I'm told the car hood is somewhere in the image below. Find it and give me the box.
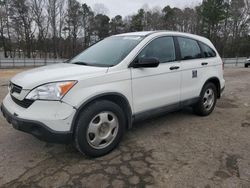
[11,63,108,89]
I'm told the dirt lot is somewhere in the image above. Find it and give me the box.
[0,67,250,188]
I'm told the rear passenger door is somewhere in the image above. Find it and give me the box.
[131,36,181,114]
[177,37,206,102]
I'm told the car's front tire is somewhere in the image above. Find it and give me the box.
[74,100,126,157]
[193,82,217,116]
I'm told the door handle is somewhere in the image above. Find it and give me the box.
[170,66,180,70]
[201,62,208,66]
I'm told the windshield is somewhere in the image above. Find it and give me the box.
[68,36,144,67]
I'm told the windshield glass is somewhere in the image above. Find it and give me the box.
[68,36,144,67]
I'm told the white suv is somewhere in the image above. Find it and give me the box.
[1,31,225,157]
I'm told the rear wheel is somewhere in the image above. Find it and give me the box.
[193,83,217,116]
[74,100,126,157]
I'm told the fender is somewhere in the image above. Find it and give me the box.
[70,92,133,133]
[201,77,221,98]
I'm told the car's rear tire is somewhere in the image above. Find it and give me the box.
[74,100,126,157]
[193,83,217,116]
[245,64,249,68]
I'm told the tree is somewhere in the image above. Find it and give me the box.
[162,6,175,30]
[182,8,198,33]
[47,0,60,58]
[93,14,110,40]
[200,0,227,40]
[110,15,124,35]
[0,0,7,57]
[67,0,81,56]
[31,0,49,57]
[57,0,66,57]
[0,0,250,59]
[229,0,249,56]
[81,3,94,48]
[10,0,34,58]
[145,7,163,30]
[130,9,145,31]
[0,0,13,57]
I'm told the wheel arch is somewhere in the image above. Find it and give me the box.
[71,92,133,133]
[202,77,221,98]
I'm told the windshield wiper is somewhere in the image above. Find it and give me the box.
[72,61,91,66]
[72,61,114,67]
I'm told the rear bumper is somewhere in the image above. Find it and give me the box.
[1,104,73,144]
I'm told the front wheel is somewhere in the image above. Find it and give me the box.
[193,83,217,116]
[74,100,126,157]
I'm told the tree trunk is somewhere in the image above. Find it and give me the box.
[0,18,8,58]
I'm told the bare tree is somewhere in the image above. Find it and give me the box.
[230,0,249,56]
[47,0,60,58]
[31,0,50,57]
[0,0,250,59]
[58,0,66,39]
[81,3,94,48]
[10,0,34,58]
[66,0,81,56]
[0,0,13,57]
[0,0,7,57]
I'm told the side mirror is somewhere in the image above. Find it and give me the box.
[133,57,160,68]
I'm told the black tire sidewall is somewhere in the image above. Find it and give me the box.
[74,100,126,157]
[194,83,217,116]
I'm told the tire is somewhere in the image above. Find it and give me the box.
[245,64,249,68]
[193,83,217,116]
[74,100,126,157]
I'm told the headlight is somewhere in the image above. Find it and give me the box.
[26,81,77,101]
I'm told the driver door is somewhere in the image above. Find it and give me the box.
[131,36,181,114]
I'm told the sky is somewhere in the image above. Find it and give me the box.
[79,0,203,17]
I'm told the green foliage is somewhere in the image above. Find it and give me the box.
[130,9,145,31]
[94,14,110,40]
[200,0,227,38]
[110,15,124,35]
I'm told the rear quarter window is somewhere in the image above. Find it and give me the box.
[199,42,216,58]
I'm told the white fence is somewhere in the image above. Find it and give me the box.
[0,58,66,68]
[222,57,248,67]
[0,57,248,68]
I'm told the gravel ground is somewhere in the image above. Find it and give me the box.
[0,67,250,188]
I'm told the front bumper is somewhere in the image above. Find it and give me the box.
[1,104,73,143]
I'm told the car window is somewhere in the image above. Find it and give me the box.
[199,42,216,58]
[177,37,202,60]
[137,37,176,63]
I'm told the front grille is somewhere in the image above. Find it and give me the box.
[10,83,22,94]
[11,95,34,108]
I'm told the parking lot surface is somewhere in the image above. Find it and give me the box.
[0,67,250,188]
